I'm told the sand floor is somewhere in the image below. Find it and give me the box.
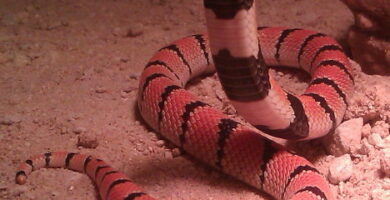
[0,0,389,199]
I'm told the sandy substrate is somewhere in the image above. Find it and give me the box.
[0,0,389,199]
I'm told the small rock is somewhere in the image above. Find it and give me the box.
[0,115,21,125]
[120,91,128,98]
[371,121,390,138]
[11,185,28,196]
[383,179,390,190]
[142,151,150,156]
[135,144,145,153]
[324,118,363,156]
[95,87,107,93]
[328,154,353,184]
[355,13,377,31]
[0,181,8,191]
[347,28,390,75]
[24,141,31,147]
[371,188,390,200]
[368,133,385,149]
[215,89,225,101]
[129,72,140,80]
[126,23,144,37]
[119,57,129,63]
[77,132,99,149]
[361,123,371,138]
[123,86,137,93]
[164,151,173,159]
[149,133,158,141]
[73,127,86,134]
[384,136,390,148]
[338,181,345,194]
[380,151,390,176]
[156,140,165,147]
[112,27,127,37]
[60,126,68,135]
[13,54,30,66]
[51,191,59,197]
[171,148,181,158]
[358,138,372,155]
[147,146,154,153]
[0,52,12,64]
[363,111,381,123]
[70,114,80,120]
[68,185,74,191]
[380,158,390,176]
[32,119,40,124]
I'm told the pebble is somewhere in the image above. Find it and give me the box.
[371,188,390,200]
[51,191,59,197]
[164,151,173,159]
[0,115,21,125]
[324,118,363,156]
[126,23,144,37]
[368,133,385,149]
[24,141,31,147]
[338,181,345,194]
[135,144,144,153]
[371,121,389,138]
[147,146,154,153]
[386,50,390,63]
[362,111,381,123]
[385,136,390,148]
[0,52,11,64]
[77,132,99,149]
[112,27,127,37]
[380,157,390,176]
[73,126,86,134]
[171,148,181,158]
[129,72,140,80]
[156,140,165,147]
[380,149,390,176]
[149,133,158,141]
[355,13,376,31]
[0,181,7,191]
[11,185,28,196]
[383,179,390,190]
[215,89,225,101]
[123,86,137,93]
[68,185,74,191]
[120,91,128,98]
[95,87,107,93]
[328,154,353,184]
[32,118,40,124]
[70,114,80,120]
[13,54,30,66]
[358,138,372,155]
[60,126,68,134]
[361,123,371,138]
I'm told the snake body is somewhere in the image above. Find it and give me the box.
[15,1,354,200]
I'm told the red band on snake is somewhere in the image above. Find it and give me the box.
[15,0,354,200]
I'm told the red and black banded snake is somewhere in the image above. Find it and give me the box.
[15,0,354,199]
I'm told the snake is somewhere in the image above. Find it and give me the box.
[15,0,354,200]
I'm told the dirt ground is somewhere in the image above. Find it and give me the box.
[0,0,389,199]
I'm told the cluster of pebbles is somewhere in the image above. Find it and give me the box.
[341,0,390,75]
